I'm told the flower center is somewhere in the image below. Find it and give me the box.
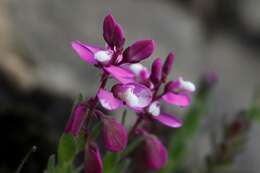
[94,50,112,62]
[148,101,160,116]
[123,88,139,107]
[129,63,145,75]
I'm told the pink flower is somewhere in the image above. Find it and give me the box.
[71,14,156,84]
[97,53,196,129]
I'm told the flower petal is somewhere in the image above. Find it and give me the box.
[122,40,156,63]
[162,92,190,107]
[97,89,123,110]
[112,83,152,109]
[154,112,183,128]
[71,41,97,64]
[85,143,103,173]
[104,65,135,84]
[103,14,125,49]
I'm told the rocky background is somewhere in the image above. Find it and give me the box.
[0,0,260,172]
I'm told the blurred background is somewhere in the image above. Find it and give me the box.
[0,0,260,172]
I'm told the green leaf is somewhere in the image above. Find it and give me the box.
[91,122,101,139]
[121,110,127,125]
[58,133,76,164]
[103,152,118,173]
[75,132,86,154]
[113,159,131,173]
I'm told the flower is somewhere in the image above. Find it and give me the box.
[97,52,196,129]
[64,103,88,136]
[85,143,103,173]
[71,14,156,84]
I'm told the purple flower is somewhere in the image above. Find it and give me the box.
[97,83,152,111]
[96,111,128,152]
[85,143,103,173]
[97,89,123,110]
[64,103,87,136]
[112,83,153,110]
[71,14,156,85]
[142,132,168,170]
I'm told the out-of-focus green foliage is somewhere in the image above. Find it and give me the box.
[160,77,216,173]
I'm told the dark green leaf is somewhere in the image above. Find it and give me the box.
[58,134,76,164]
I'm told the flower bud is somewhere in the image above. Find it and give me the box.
[150,58,162,85]
[122,40,155,63]
[162,52,175,82]
[97,112,128,152]
[143,133,168,170]
[85,143,103,173]
[64,103,87,136]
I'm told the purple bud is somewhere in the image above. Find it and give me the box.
[65,103,87,136]
[103,14,125,49]
[85,143,103,173]
[143,133,168,170]
[162,52,175,82]
[100,114,128,152]
[150,58,162,84]
[122,40,156,63]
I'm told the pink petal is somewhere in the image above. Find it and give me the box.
[85,143,103,173]
[104,65,135,84]
[154,112,183,128]
[162,92,190,107]
[71,41,97,64]
[97,89,123,110]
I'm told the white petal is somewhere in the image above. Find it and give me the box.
[179,77,196,92]
[148,101,160,116]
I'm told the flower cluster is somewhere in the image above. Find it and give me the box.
[67,14,196,172]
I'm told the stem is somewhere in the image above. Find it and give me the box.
[85,73,108,126]
[128,116,143,137]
